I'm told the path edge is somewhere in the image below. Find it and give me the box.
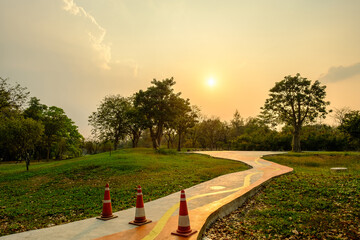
[196,156,293,239]
[186,152,254,169]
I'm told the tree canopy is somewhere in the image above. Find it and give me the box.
[0,116,43,169]
[23,97,84,161]
[89,95,131,150]
[134,78,188,149]
[0,77,29,115]
[339,110,360,148]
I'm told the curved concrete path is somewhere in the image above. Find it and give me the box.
[1,151,292,240]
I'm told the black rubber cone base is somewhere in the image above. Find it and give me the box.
[96,215,118,221]
[129,219,152,226]
[171,229,198,237]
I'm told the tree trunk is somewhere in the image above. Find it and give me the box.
[131,133,136,148]
[292,128,301,152]
[131,130,140,148]
[26,158,30,171]
[177,132,182,151]
[24,152,30,171]
[152,139,158,149]
[149,127,159,149]
[134,136,139,148]
[46,148,50,161]
[156,126,163,149]
[113,138,118,150]
[135,140,139,148]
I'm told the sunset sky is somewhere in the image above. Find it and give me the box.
[1,0,360,138]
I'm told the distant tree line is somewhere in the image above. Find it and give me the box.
[0,77,83,170]
[2,74,359,169]
[87,75,359,153]
[182,111,358,151]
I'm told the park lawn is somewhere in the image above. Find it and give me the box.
[205,152,360,240]
[0,148,249,237]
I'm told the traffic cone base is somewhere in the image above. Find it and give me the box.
[171,229,197,237]
[96,215,118,221]
[129,219,152,226]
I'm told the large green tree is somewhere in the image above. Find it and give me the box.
[173,102,198,151]
[261,73,330,152]
[89,95,131,150]
[42,106,83,160]
[1,78,83,163]
[134,78,185,149]
[0,116,43,170]
[163,98,196,150]
[197,117,226,150]
[339,110,360,148]
[0,77,43,169]
[24,98,83,160]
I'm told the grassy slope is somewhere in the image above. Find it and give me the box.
[205,152,360,240]
[0,148,248,236]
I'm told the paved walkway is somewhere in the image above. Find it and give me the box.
[1,151,292,240]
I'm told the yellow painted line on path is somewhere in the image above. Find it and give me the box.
[255,157,264,165]
[141,202,180,240]
[142,171,260,240]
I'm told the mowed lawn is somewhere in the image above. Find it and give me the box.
[205,152,360,240]
[0,148,249,236]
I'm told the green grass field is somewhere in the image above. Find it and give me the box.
[0,148,249,236]
[205,152,360,239]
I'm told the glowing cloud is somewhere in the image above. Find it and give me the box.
[319,62,360,83]
[62,0,111,69]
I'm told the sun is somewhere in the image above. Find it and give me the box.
[207,77,216,87]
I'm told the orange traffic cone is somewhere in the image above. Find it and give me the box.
[171,190,197,237]
[129,185,152,226]
[96,183,118,220]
